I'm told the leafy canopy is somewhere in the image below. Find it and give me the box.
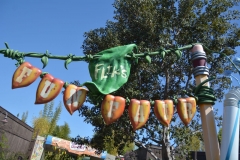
[74,0,240,159]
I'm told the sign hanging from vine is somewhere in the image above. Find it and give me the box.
[0,42,235,129]
[83,44,137,95]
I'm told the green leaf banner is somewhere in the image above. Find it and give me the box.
[83,44,137,95]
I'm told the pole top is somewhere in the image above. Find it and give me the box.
[191,44,204,53]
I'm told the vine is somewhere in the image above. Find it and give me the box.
[0,42,237,106]
[0,42,209,68]
[1,42,239,129]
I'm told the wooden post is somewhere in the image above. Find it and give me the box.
[190,44,220,160]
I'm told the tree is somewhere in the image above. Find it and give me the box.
[21,111,28,123]
[52,122,71,140]
[16,111,28,122]
[0,132,27,159]
[32,101,70,139]
[187,135,201,151]
[93,130,134,156]
[44,149,83,160]
[0,133,8,160]
[173,127,203,159]
[32,116,50,138]
[74,0,240,159]
[32,101,73,159]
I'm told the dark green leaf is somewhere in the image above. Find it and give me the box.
[41,56,48,69]
[64,58,72,70]
[160,51,166,59]
[174,50,182,60]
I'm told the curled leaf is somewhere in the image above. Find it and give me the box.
[64,58,72,69]
[174,50,182,60]
[145,55,151,63]
[41,56,48,69]
[159,47,166,59]
[161,51,166,59]
[4,42,9,49]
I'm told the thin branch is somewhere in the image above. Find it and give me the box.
[164,69,170,99]
[149,138,162,144]
[185,68,193,91]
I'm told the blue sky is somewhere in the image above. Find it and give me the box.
[0,1,239,139]
[0,0,114,138]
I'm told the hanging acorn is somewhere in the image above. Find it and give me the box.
[63,84,88,115]
[101,95,126,125]
[154,100,174,127]
[128,99,150,131]
[12,62,41,89]
[177,97,197,126]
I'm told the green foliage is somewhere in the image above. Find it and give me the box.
[172,127,203,160]
[188,136,201,151]
[48,103,62,134]
[103,134,118,155]
[75,0,240,159]
[0,133,27,160]
[32,101,72,159]
[32,117,50,138]
[21,111,28,123]
[74,129,134,156]
[100,130,134,156]
[52,122,71,140]
[44,146,83,160]
[0,133,8,160]
[32,101,70,140]
[123,142,135,154]
[42,100,54,121]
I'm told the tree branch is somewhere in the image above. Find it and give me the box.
[185,70,192,91]
[164,69,170,99]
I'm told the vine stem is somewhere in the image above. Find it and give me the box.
[3,42,235,73]
[0,43,196,62]
[24,53,87,61]
[125,44,195,58]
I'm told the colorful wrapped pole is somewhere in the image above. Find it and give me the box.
[220,89,240,160]
[190,44,220,160]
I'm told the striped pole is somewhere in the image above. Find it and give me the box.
[190,44,220,160]
[220,88,240,160]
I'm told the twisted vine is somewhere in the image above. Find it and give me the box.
[0,42,197,68]
[0,42,237,106]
